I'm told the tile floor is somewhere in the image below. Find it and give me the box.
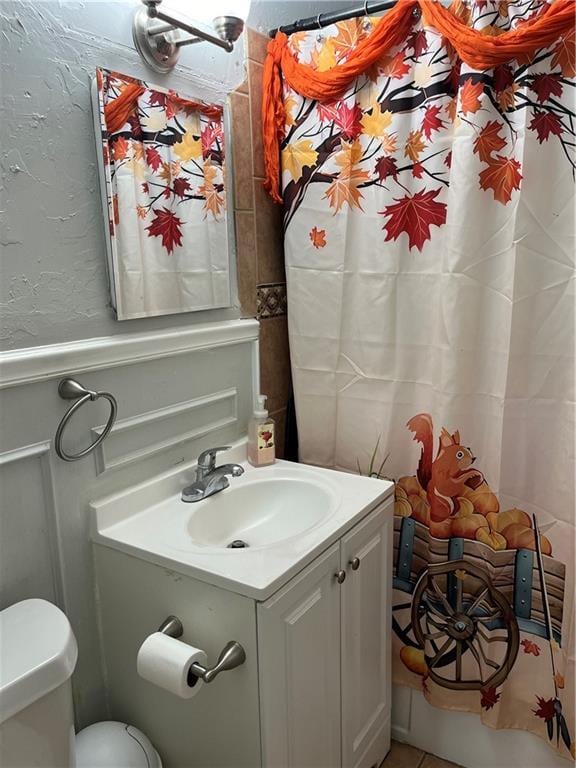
[381,740,463,768]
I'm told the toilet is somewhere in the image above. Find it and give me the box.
[0,599,161,768]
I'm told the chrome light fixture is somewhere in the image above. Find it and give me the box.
[133,0,245,73]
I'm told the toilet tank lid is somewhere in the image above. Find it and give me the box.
[0,599,78,724]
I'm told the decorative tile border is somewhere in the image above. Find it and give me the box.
[257,283,287,319]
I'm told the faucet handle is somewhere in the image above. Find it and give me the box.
[197,446,231,472]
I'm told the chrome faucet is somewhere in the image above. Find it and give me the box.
[182,446,244,503]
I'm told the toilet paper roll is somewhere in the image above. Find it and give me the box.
[136,632,208,699]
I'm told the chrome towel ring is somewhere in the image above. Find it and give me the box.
[54,378,118,462]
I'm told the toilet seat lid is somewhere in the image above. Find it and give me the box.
[0,599,78,724]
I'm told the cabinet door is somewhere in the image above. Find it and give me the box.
[258,543,342,768]
[340,500,393,768]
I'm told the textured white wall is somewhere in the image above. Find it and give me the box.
[0,0,350,351]
[0,0,248,351]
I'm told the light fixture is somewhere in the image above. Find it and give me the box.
[133,0,246,74]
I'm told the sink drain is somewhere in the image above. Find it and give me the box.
[227,539,249,549]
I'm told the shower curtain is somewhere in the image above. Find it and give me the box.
[273,0,575,757]
[96,69,229,319]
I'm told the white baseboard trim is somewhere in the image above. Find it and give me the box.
[0,319,260,389]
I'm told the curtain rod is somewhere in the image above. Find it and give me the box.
[268,0,398,37]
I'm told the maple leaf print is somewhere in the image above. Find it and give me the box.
[136,205,148,220]
[324,168,369,213]
[460,78,484,115]
[127,114,143,140]
[309,227,326,248]
[521,639,541,656]
[529,111,563,143]
[481,687,501,711]
[173,177,191,198]
[497,84,518,112]
[282,139,318,182]
[493,64,514,94]
[379,51,410,80]
[404,130,426,163]
[380,188,447,252]
[406,29,428,58]
[375,155,398,182]
[533,697,555,722]
[446,97,458,124]
[473,121,506,163]
[201,121,224,156]
[148,90,166,108]
[554,672,565,690]
[361,105,393,138]
[317,101,339,123]
[111,136,129,162]
[158,162,174,185]
[173,132,202,163]
[284,94,298,127]
[146,208,183,254]
[331,19,362,60]
[145,146,163,172]
[412,162,424,179]
[333,102,363,140]
[164,94,178,121]
[202,187,225,218]
[421,105,445,141]
[478,155,522,204]
[132,142,145,162]
[198,160,225,219]
[530,74,563,104]
[311,38,338,72]
[335,140,363,176]
[551,27,575,77]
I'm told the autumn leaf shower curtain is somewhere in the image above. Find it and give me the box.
[96,69,229,319]
[273,0,575,757]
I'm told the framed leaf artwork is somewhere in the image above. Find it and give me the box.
[92,68,232,320]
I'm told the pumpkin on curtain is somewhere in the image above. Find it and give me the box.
[269,0,574,757]
[95,68,230,320]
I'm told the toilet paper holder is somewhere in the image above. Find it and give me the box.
[158,615,246,684]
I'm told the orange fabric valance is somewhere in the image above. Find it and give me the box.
[262,0,575,203]
[103,82,224,135]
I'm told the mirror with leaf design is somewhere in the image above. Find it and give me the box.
[92,68,231,320]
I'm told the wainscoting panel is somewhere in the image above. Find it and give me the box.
[0,319,259,728]
[0,442,63,610]
[92,388,238,474]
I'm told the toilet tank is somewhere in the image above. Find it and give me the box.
[0,599,78,768]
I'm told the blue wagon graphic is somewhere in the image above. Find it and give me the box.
[392,516,565,691]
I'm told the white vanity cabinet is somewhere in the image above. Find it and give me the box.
[258,501,392,768]
[92,460,394,768]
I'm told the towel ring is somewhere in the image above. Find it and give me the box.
[54,378,117,462]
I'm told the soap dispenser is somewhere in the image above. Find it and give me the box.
[248,395,276,466]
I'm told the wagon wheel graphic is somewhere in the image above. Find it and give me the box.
[411,560,520,691]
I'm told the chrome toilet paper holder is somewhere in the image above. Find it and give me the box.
[158,615,246,684]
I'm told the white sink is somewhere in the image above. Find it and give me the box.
[181,477,336,550]
[91,443,393,599]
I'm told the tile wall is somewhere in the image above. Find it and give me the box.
[230,28,292,457]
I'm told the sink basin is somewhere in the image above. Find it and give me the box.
[183,477,336,549]
[91,445,394,599]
